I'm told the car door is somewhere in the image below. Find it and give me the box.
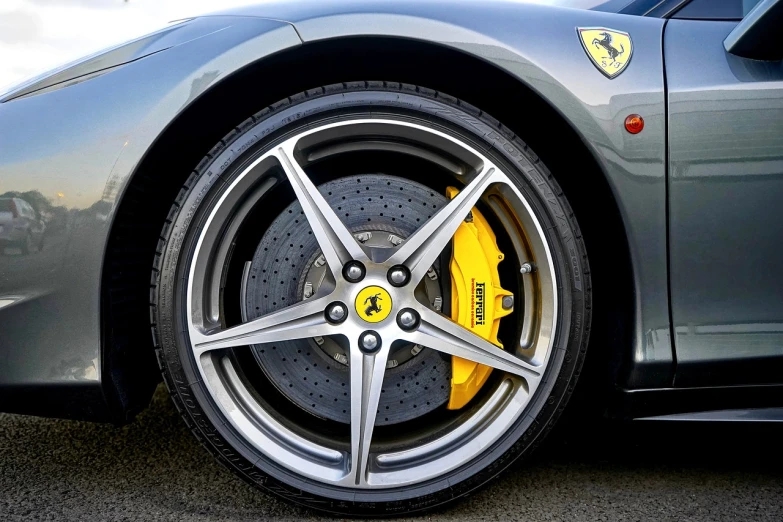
[666,0,783,386]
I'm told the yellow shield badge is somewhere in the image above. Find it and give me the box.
[577,27,632,79]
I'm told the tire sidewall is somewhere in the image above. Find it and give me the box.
[155,86,589,515]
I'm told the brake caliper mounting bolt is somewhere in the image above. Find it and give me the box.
[502,295,514,310]
[343,261,366,283]
[397,308,420,331]
[388,265,411,287]
[359,331,382,353]
[325,302,348,324]
[355,232,372,243]
[520,262,535,274]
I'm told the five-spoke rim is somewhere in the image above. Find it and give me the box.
[186,119,557,489]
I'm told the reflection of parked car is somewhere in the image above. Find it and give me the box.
[0,197,45,254]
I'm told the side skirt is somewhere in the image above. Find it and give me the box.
[611,384,783,420]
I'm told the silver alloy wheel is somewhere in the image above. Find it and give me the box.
[185,119,557,489]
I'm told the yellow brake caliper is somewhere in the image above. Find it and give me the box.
[446,187,514,410]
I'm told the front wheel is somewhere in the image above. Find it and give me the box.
[152,83,591,516]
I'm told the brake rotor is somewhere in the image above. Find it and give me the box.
[244,175,452,425]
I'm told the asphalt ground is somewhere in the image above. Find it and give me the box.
[1,384,782,521]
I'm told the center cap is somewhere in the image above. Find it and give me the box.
[355,286,392,323]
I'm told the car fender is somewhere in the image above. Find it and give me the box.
[211,0,672,385]
[0,16,301,420]
[0,1,669,421]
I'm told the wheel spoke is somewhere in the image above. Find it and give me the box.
[274,142,370,279]
[193,295,334,355]
[348,341,389,486]
[385,165,501,283]
[401,308,541,386]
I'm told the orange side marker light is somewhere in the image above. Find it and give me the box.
[625,114,644,134]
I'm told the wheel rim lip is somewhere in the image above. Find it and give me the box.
[185,117,558,490]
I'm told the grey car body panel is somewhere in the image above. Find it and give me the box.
[665,19,783,387]
[0,18,213,103]
[0,16,301,419]
[202,0,673,387]
[8,0,758,420]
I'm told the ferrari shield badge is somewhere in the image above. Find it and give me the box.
[577,27,632,78]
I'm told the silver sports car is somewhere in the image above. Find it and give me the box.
[0,0,781,515]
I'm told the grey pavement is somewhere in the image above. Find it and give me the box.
[1,385,781,521]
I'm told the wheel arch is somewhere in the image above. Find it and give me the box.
[103,35,634,420]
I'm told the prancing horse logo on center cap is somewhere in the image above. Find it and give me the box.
[356,286,392,323]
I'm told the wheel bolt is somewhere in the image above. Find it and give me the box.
[325,302,348,324]
[387,265,410,287]
[397,308,420,331]
[343,261,366,283]
[359,331,382,353]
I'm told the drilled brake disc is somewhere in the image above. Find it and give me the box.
[244,175,452,425]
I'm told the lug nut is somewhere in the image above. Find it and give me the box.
[359,331,382,353]
[397,308,420,331]
[343,261,366,283]
[325,302,348,324]
[520,263,534,274]
[388,265,410,287]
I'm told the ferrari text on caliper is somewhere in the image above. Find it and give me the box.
[446,187,514,409]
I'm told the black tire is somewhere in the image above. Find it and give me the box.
[151,82,591,516]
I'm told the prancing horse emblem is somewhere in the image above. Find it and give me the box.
[593,32,624,63]
[364,293,383,316]
[577,27,633,79]
[355,286,392,323]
